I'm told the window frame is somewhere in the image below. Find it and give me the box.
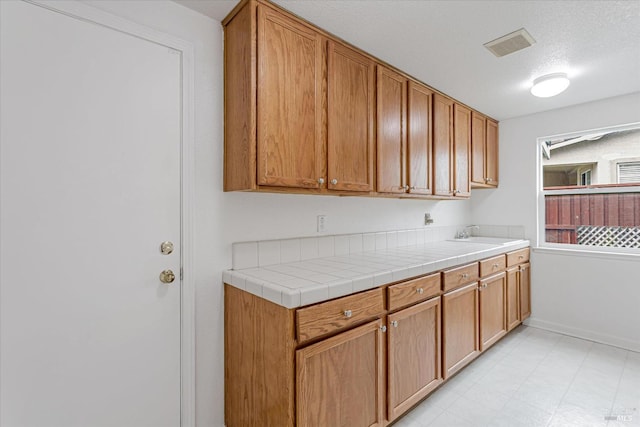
[536,122,640,256]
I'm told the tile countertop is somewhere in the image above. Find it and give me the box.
[223,238,530,309]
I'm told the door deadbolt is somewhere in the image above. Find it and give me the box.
[160,241,174,255]
[159,269,175,284]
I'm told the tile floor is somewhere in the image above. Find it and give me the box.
[393,326,640,427]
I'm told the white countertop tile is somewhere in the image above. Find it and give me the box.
[224,239,530,308]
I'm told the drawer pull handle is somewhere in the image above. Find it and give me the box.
[461,273,469,279]
[518,255,524,259]
[391,320,398,328]
[343,310,352,318]
[380,325,387,333]
[493,263,499,268]
[417,288,424,294]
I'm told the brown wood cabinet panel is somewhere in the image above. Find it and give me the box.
[479,254,506,278]
[453,104,471,197]
[387,297,442,422]
[224,2,257,191]
[479,272,507,351]
[296,288,384,343]
[388,273,440,311]
[406,82,433,195]
[224,284,296,427]
[257,6,324,188]
[442,262,479,292]
[376,66,407,194]
[486,119,499,186]
[519,262,531,320]
[296,319,385,427]
[442,282,480,379]
[327,41,375,192]
[507,248,530,267]
[433,93,454,197]
[506,267,521,331]
[470,112,486,186]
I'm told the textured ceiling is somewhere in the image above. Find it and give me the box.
[174,0,640,121]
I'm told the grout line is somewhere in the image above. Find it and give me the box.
[606,350,630,427]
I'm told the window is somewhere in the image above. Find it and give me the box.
[580,170,591,186]
[618,162,640,184]
[538,123,640,253]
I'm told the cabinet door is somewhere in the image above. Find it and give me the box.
[406,82,433,195]
[453,104,471,197]
[442,282,479,379]
[470,112,486,186]
[479,272,507,351]
[433,93,454,197]
[519,262,531,320]
[257,6,324,188]
[486,119,499,186]
[377,66,406,194]
[327,41,375,192]
[506,267,521,331]
[296,319,384,427]
[387,297,442,422]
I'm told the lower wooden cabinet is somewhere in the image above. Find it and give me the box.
[479,272,507,351]
[506,266,521,331]
[442,282,480,379]
[225,247,531,426]
[519,262,531,320]
[296,319,385,427]
[387,297,442,422]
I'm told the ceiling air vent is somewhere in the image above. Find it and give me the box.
[484,28,536,57]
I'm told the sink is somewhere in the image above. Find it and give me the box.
[446,237,524,245]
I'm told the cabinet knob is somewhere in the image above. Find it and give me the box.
[485,178,493,183]
[380,325,387,333]
[343,309,352,318]
[318,177,325,185]
[518,255,524,260]
[391,320,398,328]
[493,263,499,269]
[461,273,469,279]
[330,178,338,185]
[417,288,424,295]
[404,185,409,191]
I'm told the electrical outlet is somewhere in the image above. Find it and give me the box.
[317,215,327,233]
[424,213,434,225]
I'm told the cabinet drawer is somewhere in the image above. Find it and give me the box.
[296,288,384,343]
[479,255,506,277]
[442,263,479,292]
[507,248,530,267]
[388,273,441,311]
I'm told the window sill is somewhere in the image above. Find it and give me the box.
[533,245,640,262]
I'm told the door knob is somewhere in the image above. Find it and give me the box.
[160,241,174,255]
[159,269,175,284]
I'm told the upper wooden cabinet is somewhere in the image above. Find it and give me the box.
[433,94,454,197]
[223,0,496,198]
[453,104,471,197]
[376,66,407,194]
[471,112,499,188]
[327,41,375,192]
[407,82,434,195]
[376,66,434,196]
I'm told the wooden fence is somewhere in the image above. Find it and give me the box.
[545,192,640,244]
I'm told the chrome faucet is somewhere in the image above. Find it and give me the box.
[456,225,480,239]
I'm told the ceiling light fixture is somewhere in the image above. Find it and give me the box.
[530,73,570,98]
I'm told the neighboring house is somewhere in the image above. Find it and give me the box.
[542,128,640,187]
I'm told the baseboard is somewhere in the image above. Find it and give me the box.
[525,317,640,353]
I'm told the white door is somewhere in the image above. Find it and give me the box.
[0,1,182,426]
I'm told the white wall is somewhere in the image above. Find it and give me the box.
[471,92,640,352]
[82,2,471,425]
